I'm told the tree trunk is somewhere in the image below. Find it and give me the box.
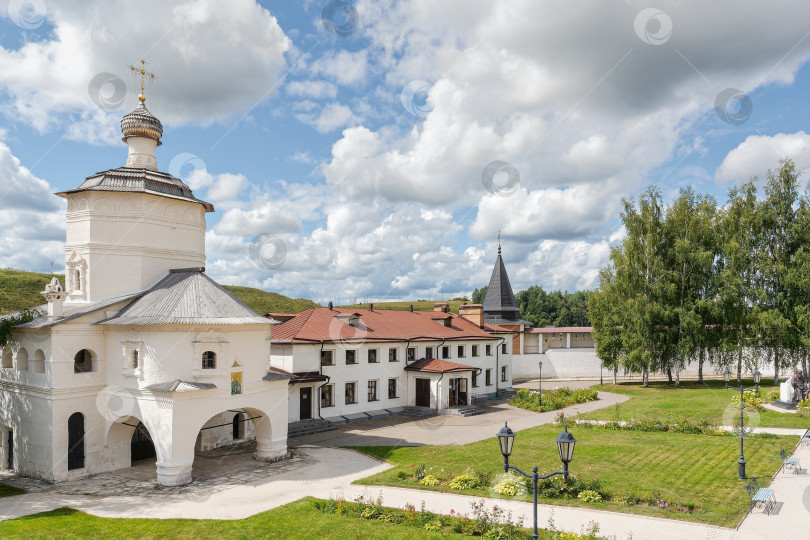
[675,367,680,388]
[803,351,808,380]
[613,365,618,384]
[667,368,673,383]
[773,348,780,386]
[642,367,649,387]
[698,348,704,383]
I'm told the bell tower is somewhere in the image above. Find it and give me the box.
[55,59,213,302]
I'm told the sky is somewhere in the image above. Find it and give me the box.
[0,0,810,305]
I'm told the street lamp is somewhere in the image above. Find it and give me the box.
[722,368,762,480]
[538,360,543,406]
[497,422,577,540]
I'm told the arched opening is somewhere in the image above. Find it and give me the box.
[67,413,85,470]
[232,413,246,440]
[201,350,216,369]
[1,347,11,369]
[32,349,46,374]
[73,349,93,373]
[74,269,81,290]
[16,348,28,372]
[131,422,156,463]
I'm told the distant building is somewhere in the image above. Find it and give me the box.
[268,302,514,425]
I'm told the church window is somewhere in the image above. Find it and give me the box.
[201,351,216,370]
[73,349,92,373]
[16,349,28,371]
[1,347,11,369]
[130,350,139,370]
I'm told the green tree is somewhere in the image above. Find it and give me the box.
[471,286,488,304]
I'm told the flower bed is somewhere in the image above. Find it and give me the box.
[509,388,598,413]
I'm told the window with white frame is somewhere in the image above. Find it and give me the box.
[345,382,357,404]
[368,380,378,401]
[501,366,507,382]
[457,345,465,358]
[368,349,378,363]
[201,350,216,369]
[389,348,398,362]
[388,378,397,398]
[425,346,434,359]
[407,347,415,361]
[472,371,479,388]
[321,384,334,407]
[472,345,479,357]
[501,343,508,354]
[486,369,492,386]
[485,344,492,356]
[441,346,450,359]
[321,350,334,366]
[346,350,357,364]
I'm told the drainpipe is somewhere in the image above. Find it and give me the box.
[316,341,329,420]
[495,336,505,397]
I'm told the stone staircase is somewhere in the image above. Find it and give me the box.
[498,388,517,400]
[400,406,439,418]
[287,418,336,438]
[445,405,484,417]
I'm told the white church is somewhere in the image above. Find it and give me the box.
[0,88,292,486]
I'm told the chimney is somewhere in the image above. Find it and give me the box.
[328,301,333,310]
[459,303,484,327]
[434,302,449,313]
[42,277,66,318]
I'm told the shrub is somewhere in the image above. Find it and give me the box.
[492,472,529,497]
[449,471,480,490]
[414,464,426,480]
[396,471,408,481]
[767,389,780,403]
[798,399,810,417]
[510,387,598,413]
[419,474,440,486]
[731,388,765,412]
[577,490,602,503]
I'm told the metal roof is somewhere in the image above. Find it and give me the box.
[145,380,217,393]
[15,293,142,329]
[482,247,529,325]
[99,268,271,326]
[56,167,213,212]
[263,367,296,382]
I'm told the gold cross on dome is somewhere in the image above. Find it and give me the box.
[129,58,156,101]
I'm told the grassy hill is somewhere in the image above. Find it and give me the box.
[338,299,470,314]
[0,269,319,316]
[221,285,320,314]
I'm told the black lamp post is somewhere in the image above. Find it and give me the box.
[497,422,577,540]
[538,360,543,406]
[722,368,762,480]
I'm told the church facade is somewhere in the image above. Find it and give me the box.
[0,92,290,486]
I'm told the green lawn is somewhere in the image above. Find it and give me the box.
[0,498,469,539]
[578,380,810,429]
[352,424,799,527]
[0,484,25,498]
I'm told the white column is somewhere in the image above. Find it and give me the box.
[566,333,571,349]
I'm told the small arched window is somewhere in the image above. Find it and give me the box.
[74,349,92,373]
[130,350,139,370]
[1,347,12,369]
[16,348,28,371]
[32,350,46,374]
[202,351,216,370]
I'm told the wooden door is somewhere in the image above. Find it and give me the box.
[415,378,431,407]
[300,387,312,420]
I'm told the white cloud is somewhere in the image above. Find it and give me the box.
[309,50,368,86]
[0,0,291,139]
[314,102,357,133]
[285,80,338,99]
[206,173,247,201]
[0,142,66,271]
[715,131,810,184]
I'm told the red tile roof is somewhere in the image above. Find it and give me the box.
[404,358,475,373]
[270,307,508,344]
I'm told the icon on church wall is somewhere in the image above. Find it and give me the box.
[231,372,242,395]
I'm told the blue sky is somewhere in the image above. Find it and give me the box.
[1,0,809,304]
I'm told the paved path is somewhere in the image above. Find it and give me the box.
[1,394,807,539]
[291,391,628,447]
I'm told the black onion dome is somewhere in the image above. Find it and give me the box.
[121,98,163,144]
